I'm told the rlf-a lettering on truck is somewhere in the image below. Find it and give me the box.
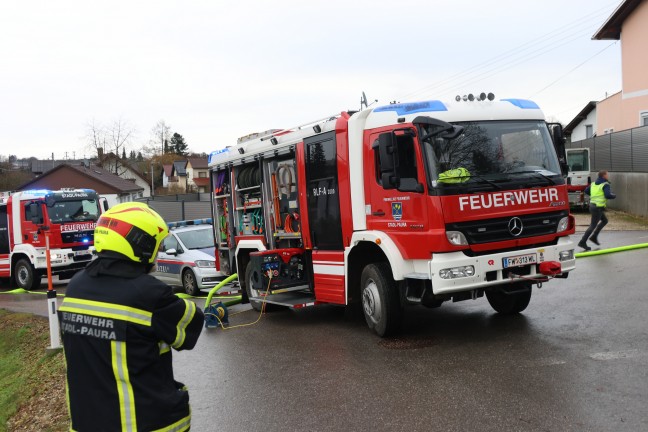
[208,94,576,336]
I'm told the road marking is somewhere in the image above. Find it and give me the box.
[537,358,567,366]
[588,349,643,361]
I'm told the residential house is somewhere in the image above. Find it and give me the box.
[31,159,86,175]
[564,101,597,143]
[171,160,188,192]
[593,0,648,134]
[186,157,210,193]
[97,151,151,198]
[162,164,174,188]
[16,163,145,208]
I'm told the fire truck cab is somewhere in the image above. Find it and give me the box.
[209,95,576,336]
[0,189,103,290]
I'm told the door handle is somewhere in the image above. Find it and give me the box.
[372,211,385,216]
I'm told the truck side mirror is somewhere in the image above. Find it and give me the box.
[28,203,42,225]
[548,123,568,177]
[378,133,399,189]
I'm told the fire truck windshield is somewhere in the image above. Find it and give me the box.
[48,199,100,223]
[420,120,563,193]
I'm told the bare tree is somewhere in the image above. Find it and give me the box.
[150,120,172,155]
[107,117,136,175]
[84,118,136,176]
[85,119,107,158]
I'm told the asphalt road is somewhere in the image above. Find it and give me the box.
[2,232,648,431]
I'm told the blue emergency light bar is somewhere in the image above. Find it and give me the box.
[167,218,213,229]
[208,148,230,164]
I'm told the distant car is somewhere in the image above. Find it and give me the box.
[152,223,237,296]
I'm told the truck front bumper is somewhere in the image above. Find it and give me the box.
[33,247,96,271]
[430,236,576,295]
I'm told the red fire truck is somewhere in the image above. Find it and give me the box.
[0,189,104,290]
[209,94,576,336]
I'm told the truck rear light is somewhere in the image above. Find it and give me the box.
[556,217,569,233]
[539,261,561,276]
[446,231,468,246]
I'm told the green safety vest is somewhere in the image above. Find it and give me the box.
[590,181,609,207]
[438,167,470,183]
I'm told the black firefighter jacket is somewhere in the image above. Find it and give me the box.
[59,256,204,432]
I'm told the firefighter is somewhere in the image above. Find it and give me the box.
[59,202,203,432]
[578,169,616,251]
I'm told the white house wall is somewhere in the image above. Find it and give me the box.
[571,109,597,142]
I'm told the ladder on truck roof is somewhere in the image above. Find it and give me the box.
[238,114,342,145]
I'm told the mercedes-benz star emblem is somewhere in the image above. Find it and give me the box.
[508,217,524,237]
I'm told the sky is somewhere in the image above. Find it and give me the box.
[0,0,624,160]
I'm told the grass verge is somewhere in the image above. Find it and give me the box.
[0,310,67,432]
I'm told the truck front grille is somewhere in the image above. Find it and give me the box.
[61,230,95,244]
[446,210,568,244]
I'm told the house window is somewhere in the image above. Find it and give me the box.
[641,111,648,127]
[585,125,593,138]
[199,172,207,178]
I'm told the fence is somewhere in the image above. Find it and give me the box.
[138,196,212,222]
[568,125,648,172]
[143,193,211,202]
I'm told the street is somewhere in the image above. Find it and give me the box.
[1,232,647,431]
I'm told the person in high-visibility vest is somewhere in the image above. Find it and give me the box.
[59,202,204,432]
[578,169,616,250]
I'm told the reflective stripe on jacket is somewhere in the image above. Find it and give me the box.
[60,258,203,432]
[590,181,609,207]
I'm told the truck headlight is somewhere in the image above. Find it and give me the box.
[556,217,569,233]
[439,265,475,279]
[446,231,468,246]
[50,252,62,260]
[195,260,215,268]
[559,250,574,261]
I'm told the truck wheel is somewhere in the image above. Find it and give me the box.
[360,263,403,337]
[245,262,264,312]
[182,269,200,296]
[486,282,532,315]
[14,259,42,290]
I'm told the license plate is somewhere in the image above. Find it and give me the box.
[502,253,537,268]
[75,250,91,256]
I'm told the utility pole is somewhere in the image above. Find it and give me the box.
[150,161,155,197]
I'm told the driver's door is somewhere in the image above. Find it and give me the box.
[154,234,182,285]
[365,130,429,245]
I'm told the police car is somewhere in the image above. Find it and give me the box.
[152,220,238,296]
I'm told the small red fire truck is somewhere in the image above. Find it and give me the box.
[0,189,104,289]
[209,94,576,336]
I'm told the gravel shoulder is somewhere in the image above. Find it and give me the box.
[573,209,648,232]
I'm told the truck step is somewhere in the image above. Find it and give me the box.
[250,291,317,309]
[269,284,310,295]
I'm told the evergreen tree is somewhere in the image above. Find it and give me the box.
[170,133,188,156]
[122,149,127,159]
